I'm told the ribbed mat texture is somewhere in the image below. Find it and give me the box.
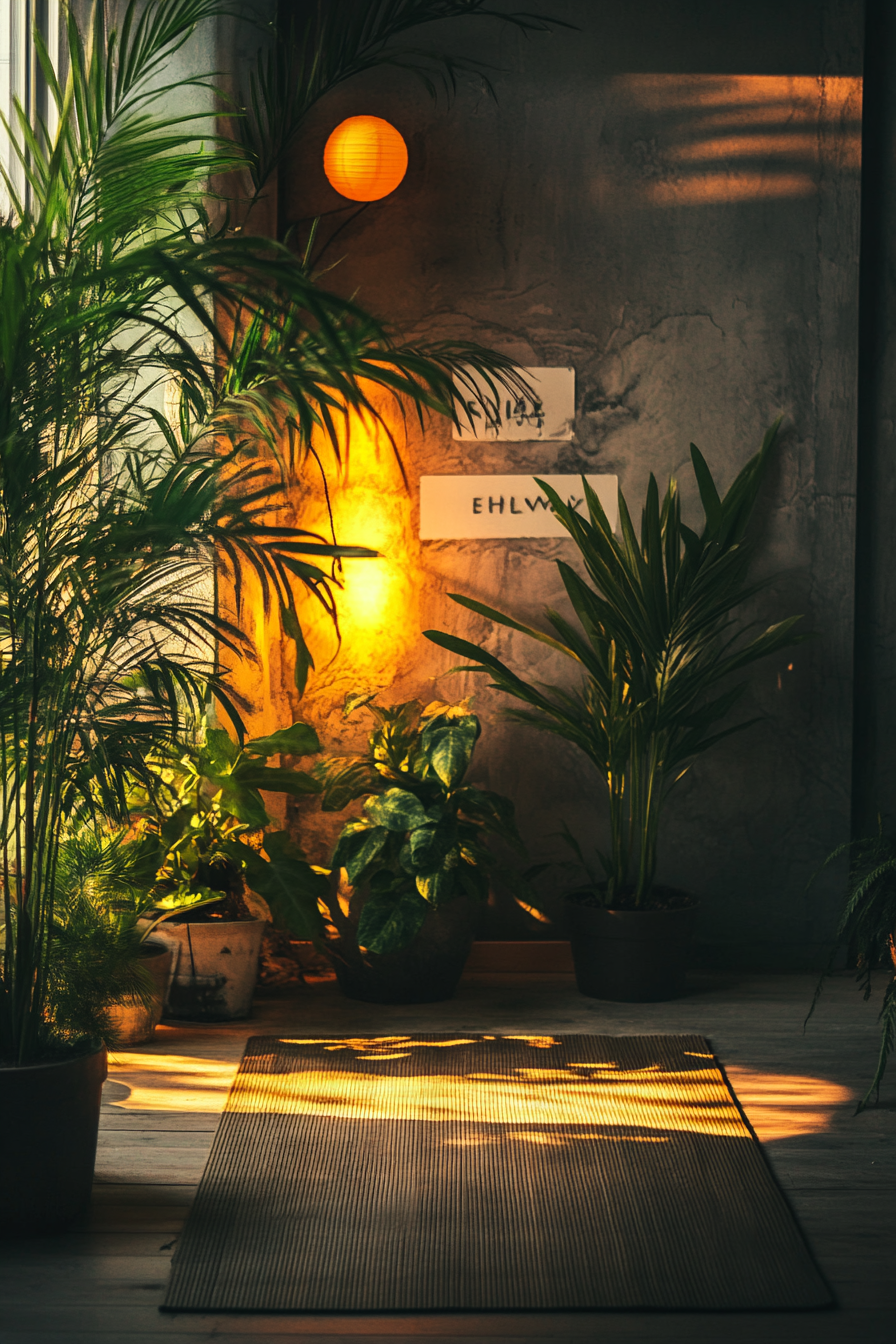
[163,1033,832,1313]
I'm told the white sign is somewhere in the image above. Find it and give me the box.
[453,366,575,441]
[419,475,618,539]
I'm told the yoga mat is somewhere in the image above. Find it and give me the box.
[163,1033,832,1312]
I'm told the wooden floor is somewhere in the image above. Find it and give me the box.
[1,970,894,1343]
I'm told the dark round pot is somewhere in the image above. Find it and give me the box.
[566,889,699,1002]
[331,896,480,1005]
[0,1042,108,1236]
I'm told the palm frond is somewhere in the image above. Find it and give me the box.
[236,1,571,202]
[426,427,800,903]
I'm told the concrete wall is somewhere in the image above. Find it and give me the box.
[853,0,896,837]
[239,1,863,968]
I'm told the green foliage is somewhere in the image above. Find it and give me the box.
[320,695,521,954]
[808,829,896,1111]
[41,827,198,1051]
[133,714,329,942]
[425,423,803,908]
[0,1,529,1062]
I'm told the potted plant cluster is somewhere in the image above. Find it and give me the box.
[427,423,802,1001]
[317,694,522,1002]
[1,0,528,1235]
[133,716,329,1020]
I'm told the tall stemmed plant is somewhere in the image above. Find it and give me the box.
[0,0,526,1064]
[427,424,802,907]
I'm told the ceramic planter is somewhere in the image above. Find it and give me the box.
[330,890,480,1005]
[566,890,699,1002]
[149,919,265,1021]
[104,939,173,1046]
[0,1043,107,1235]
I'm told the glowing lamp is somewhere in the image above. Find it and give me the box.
[323,116,408,202]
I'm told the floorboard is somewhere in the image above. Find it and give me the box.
[2,970,894,1342]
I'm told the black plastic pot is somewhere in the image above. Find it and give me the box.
[0,1042,108,1235]
[566,890,699,1002]
[330,894,480,1004]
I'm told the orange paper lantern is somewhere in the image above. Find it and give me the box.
[323,116,408,202]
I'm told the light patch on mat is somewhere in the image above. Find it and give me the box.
[162,1035,836,1313]
[283,1036,484,1052]
[103,1042,854,1137]
[225,1061,750,1136]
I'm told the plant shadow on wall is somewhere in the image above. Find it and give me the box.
[0,0,546,1235]
[427,421,804,1002]
[604,74,861,210]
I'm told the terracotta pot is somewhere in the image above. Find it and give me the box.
[0,1043,107,1235]
[149,919,264,1021]
[105,939,172,1046]
[566,889,699,1002]
[330,888,480,1005]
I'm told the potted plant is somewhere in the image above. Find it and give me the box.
[0,2,356,1236]
[52,827,209,1049]
[318,694,522,1002]
[0,0,550,1234]
[807,828,896,1111]
[135,717,329,1020]
[426,423,802,1000]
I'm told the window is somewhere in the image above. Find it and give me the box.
[0,1,61,212]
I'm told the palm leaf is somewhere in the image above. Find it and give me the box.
[427,428,800,901]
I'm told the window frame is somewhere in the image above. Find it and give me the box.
[1,0,62,213]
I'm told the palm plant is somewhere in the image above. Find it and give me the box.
[0,0,529,1064]
[426,423,803,908]
[808,829,896,1111]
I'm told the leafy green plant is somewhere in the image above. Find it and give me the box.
[319,695,521,954]
[426,423,802,908]
[14,706,330,1051]
[0,1,529,1064]
[807,829,896,1111]
[45,827,211,1047]
[135,717,329,941]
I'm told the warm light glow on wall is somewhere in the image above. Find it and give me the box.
[216,392,423,756]
[323,115,408,201]
[297,406,420,691]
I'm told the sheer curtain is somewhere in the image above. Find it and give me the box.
[0,0,61,214]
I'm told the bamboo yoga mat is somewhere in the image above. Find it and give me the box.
[162,1033,832,1313]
